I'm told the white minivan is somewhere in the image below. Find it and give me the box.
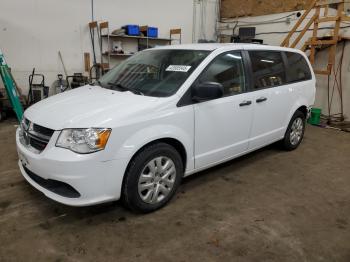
[16,44,315,212]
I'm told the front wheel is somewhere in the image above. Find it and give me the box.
[122,143,183,213]
[282,110,306,151]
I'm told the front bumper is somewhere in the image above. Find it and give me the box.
[16,128,128,206]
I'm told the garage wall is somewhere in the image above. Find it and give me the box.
[218,8,350,119]
[0,0,196,94]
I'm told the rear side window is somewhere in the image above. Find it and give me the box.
[285,52,312,83]
[249,51,286,89]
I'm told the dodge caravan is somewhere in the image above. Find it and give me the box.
[16,44,315,212]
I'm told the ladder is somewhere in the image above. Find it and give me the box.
[0,49,24,122]
[281,0,350,75]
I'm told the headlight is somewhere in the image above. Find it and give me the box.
[56,128,111,154]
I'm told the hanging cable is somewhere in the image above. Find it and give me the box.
[338,41,346,121]
[327,73,331,120]
[322,40,347,124]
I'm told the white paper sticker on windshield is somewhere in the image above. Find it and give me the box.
[166,65,191,72]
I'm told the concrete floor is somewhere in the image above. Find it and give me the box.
[0,119,350,262]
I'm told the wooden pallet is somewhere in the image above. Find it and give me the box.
[281,0,350,75]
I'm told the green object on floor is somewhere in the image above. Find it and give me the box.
[0,49,23,123]
[308,108,322,125]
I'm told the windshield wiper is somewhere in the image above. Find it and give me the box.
[107,82,144,96]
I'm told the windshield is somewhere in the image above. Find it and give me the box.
[98,49,210,97]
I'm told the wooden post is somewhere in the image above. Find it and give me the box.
[310,7,320,64]
[327,2,343,71]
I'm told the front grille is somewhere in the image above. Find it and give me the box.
[28,134,48,151]
[21,118,54,153]
[33,124,55,137]
[23,164,81,198]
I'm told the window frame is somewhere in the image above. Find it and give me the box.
[245,50,288,92]
[283,51,313,84]
[177,50,250,107]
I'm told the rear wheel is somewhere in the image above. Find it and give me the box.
[282,110,306,151]
[122,143,183,213]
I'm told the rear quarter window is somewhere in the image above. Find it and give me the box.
[285,52,312,83]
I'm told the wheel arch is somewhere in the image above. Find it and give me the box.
[285,99,309,129]
[120,137,188,198]
[125,137,187,173]
[115,124,193,172]
[296,105,308,118]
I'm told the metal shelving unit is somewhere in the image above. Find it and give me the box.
[98,22,182,69]
[101,34,172,65]
[102,34,172,42]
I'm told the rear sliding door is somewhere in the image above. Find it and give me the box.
[246,50,292,150]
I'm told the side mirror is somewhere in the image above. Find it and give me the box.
[192,82,224,102]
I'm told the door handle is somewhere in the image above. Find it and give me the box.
[239,100,252,107]
[256,97,268,103]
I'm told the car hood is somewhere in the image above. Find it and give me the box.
[24,85,168,130]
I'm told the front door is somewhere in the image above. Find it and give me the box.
[194,51,254,169]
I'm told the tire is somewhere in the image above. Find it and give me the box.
[122,142,183,213]
[282,110,306,151]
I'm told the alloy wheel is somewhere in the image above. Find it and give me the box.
[137,156,176,204]
[290,117,304,146]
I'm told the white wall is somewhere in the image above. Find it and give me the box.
[0,0,91,93]
[0,0,196,94]
[218,8,350,119]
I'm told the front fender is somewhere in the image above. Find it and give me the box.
[113,124,194,173]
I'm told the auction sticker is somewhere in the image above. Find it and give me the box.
[166,65,191,72]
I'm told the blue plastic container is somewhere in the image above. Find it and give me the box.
[146,27,158,38]
[123,25,140,36]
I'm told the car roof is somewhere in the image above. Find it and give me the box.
[153,43,305,54]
